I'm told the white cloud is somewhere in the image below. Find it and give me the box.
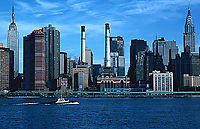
[35,0,60,9]
[69,1,92,12]
[124,0,200,15]
[15,1,34,12]
[35,14,44,17]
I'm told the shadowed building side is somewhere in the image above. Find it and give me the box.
[23,30,48,91]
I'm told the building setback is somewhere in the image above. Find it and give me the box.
[42,24,60,90]
[7,6,19,77]
[0,43,14,91]
[23,30,48,91]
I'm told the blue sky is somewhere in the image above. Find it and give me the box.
[0,0,200,74]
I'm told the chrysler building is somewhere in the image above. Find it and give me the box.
[183,5,195,52]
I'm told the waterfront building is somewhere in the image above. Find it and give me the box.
[129,39,147,86]
[0,43,14,91]
[153,37,178,67]
[72,67,88,90]
[181,74,200,88]
[41,24,60,90]
[60,52,67,75]
[183,6,195,52]
[23,30,48,91]
[149,70,173,94]
[97,74,130,92]
[7,6,19,77]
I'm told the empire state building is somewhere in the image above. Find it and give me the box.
[183,7,195,52]
[7,6,19,77]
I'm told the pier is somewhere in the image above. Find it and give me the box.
[1,91,200,98]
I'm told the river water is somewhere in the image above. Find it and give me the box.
[0,98,200,128]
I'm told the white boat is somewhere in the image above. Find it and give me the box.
[55,98,79,105]
[66,101,79,105]
[55,98,69,104]
[55,91,79,104]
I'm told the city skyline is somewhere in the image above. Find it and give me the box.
[0,0,200,73]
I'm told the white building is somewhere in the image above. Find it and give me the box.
[149,70,173,94]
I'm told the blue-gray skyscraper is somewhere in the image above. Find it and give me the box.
[183,6,195,52]
[7,6,19,77]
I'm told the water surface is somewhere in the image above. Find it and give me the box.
[0,98,199,128]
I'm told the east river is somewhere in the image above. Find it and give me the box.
[0,98,200,128]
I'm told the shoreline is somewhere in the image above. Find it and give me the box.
[2,94,200,99]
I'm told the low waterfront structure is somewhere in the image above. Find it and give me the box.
[97,74,130,92]
[149,70,173,94]
[181,74,200,87]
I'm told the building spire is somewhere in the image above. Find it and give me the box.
[12,5,15,23]
[188,0,191,15]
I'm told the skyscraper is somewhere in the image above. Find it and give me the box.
[153,37,178,66]
[0,43,14,91]
[23,30,48,91]
[183,6,195,52]
[110,36,125,76]
[42,24,60,90]
[85,47,93,82]
[129,39,147,86]
[7,6,19,77]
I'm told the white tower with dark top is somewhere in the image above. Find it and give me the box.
[104,23,111,67]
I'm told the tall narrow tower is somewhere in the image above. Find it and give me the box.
[183,3,195,52]
[81,26,86,63]
[42,24,60,90]
[7,6,19,77]
[104,23,111,67]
